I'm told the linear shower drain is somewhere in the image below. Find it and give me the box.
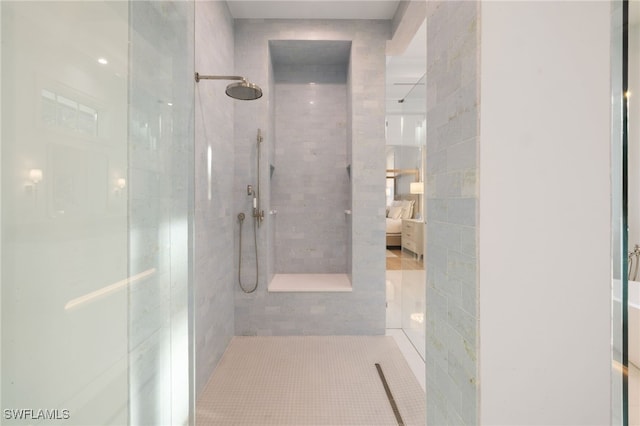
[375,363,404,426]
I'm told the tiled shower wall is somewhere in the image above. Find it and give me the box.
[234,19,389,335]
[272,64,349,274]
[425,1,479,425]
[194,1,235,396]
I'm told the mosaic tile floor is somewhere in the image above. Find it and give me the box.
[196,336,426,425]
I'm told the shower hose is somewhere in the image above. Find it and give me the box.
[630,244,640,281]
[237,212,258,293]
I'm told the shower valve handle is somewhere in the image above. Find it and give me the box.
[253,208,264,222]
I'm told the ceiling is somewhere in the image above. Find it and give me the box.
[386,18,426,113]
[226,1,401,20]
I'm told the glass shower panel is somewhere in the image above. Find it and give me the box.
[1,2,194,424]
[399,74,426,359]
[618,1,640,424]
[611,0,624,414]
[1,2,130,423]
[128,2,194,425]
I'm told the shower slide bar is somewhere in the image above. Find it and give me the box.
[236,129,264,294]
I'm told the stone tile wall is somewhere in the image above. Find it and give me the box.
[272,64,349,273]
[193,1,236,396]
[425,2,479,425]
[233,19,389,336]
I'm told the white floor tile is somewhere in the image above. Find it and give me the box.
[385,329,425,392]
[196,336,426,425]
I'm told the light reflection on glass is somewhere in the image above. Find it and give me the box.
[65,269,156,311]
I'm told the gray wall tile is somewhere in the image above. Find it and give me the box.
[273,72,349,273]
[426,1,479,425]
[233,19,389,336]
[194,0,235,397]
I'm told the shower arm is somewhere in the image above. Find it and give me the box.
[194,73,246,83]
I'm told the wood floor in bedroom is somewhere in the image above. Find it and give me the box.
[386,248,424,271]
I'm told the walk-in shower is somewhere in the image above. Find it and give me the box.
[194,73,263,100]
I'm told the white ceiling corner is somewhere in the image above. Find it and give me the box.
[226,1,402,20]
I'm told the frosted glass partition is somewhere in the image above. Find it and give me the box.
[1,1,194,424]
[1,2,130,423]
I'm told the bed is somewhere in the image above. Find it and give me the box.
[386,197,417,247]
[386,217,403,247]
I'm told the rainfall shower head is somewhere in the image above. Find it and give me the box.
[194,73,263,101]
[225,80,262,101]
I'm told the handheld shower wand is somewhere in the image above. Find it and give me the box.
[247,184,259,218]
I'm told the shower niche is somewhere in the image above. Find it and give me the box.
[267,40,353,291]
